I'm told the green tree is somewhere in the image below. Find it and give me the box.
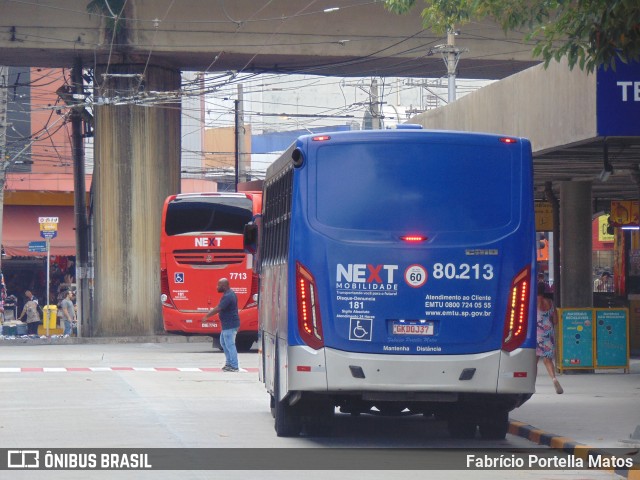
[385,0,640,72]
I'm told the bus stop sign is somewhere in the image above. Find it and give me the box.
[39,216,58,239]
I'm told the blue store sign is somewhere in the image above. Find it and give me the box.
[597,61,640,136]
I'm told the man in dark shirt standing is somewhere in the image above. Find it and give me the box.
[203,278,241,372]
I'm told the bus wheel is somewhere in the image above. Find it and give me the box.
[478,409,509,440]
[236,337,255,353]
[211,336,222,351]
[303,401,334,437]
[274,358,302,437]
[447,415,477,439]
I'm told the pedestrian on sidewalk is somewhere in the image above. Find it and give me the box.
[17,290,40,335]
[536,282,563,394]
[60,288,76,338]
[202,278,240,372]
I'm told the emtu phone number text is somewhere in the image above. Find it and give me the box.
[425,295,493,318]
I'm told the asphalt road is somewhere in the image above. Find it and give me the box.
[0,341,623,480]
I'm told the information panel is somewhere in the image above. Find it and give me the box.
[595,309,629,368]
[558,308,629,372]
[559,309,594,369]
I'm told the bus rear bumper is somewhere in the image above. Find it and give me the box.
[287,346,536,396]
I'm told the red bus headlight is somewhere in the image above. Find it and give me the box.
[160,268,176,309]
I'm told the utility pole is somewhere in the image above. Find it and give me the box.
[234,83,245,190]
[431,28,468,103]
[370,78,381,130]
[0,66,9,269]
[340,78,385,129]
[405,78,447,110]
[71,58,90,336]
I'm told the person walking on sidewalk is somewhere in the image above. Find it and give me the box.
[203,278,240,372]
[18,290,40,335]
[60,288,76,338]
[536,282,563,394]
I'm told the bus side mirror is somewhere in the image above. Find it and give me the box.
[292,148,304,168]
[243,223,258,254]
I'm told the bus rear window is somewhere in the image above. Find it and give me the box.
[315,142,515,232]
[165,197,253,236]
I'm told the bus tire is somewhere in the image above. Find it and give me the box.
[211,336,222,351]
[303,400,334,437]
[478,409,509,440]
[236,337,255,353]
[274,355,301,437]
[447,415,477,439]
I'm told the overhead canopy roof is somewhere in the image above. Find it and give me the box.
[2,205,76,257]
[412,59,640,203]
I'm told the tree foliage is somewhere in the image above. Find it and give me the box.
[385,0,640,72]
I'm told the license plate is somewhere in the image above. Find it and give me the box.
[392,322,434,336]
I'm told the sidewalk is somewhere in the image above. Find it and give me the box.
[509,358,640,477]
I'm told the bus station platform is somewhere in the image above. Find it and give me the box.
[508,358,640,478]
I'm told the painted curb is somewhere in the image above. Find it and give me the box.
[509,420,640,480]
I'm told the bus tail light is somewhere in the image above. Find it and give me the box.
[401,235,427,243]
[244,272,260,309]
[296,262,324,349]
[502,266,531,352]
[160,268,176,309]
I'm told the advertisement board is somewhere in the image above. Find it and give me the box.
[595,310,628,368]
[558,309,594,369]
[558,308,629,372]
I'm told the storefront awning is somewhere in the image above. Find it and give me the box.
[2,205,77,257]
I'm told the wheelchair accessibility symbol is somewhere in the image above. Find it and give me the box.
[349,318,372,341]
[174,272,185,283]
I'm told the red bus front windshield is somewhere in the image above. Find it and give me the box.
[164,196,253,236]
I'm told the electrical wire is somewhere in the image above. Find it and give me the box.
[1,1,529,179]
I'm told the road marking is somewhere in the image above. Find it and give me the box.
[0,367,258,373]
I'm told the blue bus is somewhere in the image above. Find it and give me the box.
[246,128,537,438]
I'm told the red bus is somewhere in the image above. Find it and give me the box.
[160,192,262,351]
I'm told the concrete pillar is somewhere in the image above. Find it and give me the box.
[92,64,181,336]
[559,181,593,308]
